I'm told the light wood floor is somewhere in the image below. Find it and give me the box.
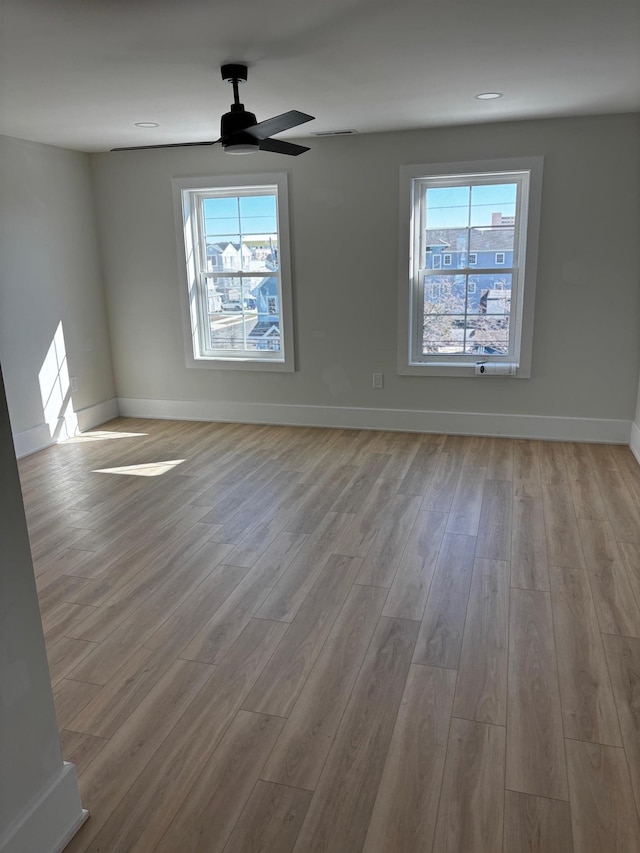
[20,418,640,852]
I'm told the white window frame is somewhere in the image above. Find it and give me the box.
[469,252,478,265]
[495,251,506,265]
[398,157,543,378]
[442,253,452,266]
[172,173,295,372]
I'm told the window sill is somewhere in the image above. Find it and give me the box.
[186,354,294,372]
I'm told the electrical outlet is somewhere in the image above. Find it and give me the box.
[70,376,79,392]
[372,372,383,389]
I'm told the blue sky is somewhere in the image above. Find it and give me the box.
[426,183,517,229]
[204,195,277,238]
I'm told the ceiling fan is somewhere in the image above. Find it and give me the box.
[112,64,314,156]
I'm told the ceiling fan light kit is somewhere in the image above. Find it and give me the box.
[112,63,314,156]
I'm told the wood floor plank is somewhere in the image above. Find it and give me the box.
[285,465,359,533]
[453,558,509,725]
[413,533,476,669]
[507,588,568,800]
[291,617,419,853]
[64,659,214,852]
[514,439,541,482]
[262,584,387,790]
[45,635,97,686]
[578,518,640,637]
[154,711,286,853]
[85,618,287,853]
[445,466,486,536]
[59,729,108,777]
[142,561,251,657]
[539,441,569,484]
[362,665,457,853]
[41,601,97,646]
[595,468,640,544]
[542,483,585,569]
[255,512,353,622]
[354,493,422,587]
[52,678,103,732]
[618,541,640,611]
[566,740,640,853]
[549,566,622,746]
[382,511,447,620]
[569,476,609,521]
[512,495,550,590]
[66,521,218,643]
[503,791,574,853]
[397,440,442,496]
[420,436,467,512]
[487,436,514,481]
[432,718,506,853]
[242,554,361,717]
[476,479,512,561]
[223,780,312,853]
[333,478,399,558]
[602,634,640,818]
[180,531,308,663]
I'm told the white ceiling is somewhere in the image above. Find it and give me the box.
[1,0,639,153]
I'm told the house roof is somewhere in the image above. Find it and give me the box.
[0,0,637,152]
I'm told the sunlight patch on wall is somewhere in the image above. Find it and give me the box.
[38,321,77,440]
[92,460,185,477]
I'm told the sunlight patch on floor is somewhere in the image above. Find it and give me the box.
[66,430,148,443]
[92,460,185,477]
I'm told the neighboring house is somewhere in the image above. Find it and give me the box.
[249,276,281,350]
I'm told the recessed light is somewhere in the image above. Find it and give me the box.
[475,92,503,100]
[134,122,159,128]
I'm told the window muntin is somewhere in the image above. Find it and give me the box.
[174,174,294,371]
[399,158,543,377]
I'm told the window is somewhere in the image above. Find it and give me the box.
[173,173,294,371]
[432,254,442,269]
[398,157,543,377]
[443,253,452,266]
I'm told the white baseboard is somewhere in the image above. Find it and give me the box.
[75,397,119,432]
[630,421,640,464]
[13,398,119,459]
[0,762,88,853]
[117,397,632,444]
[12,423,53,459]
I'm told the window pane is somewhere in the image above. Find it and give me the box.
[465,274,512,355]
[425,186,470,229]
[468,183,516,262]
[424,229,469,269]
[423,275,467,354]
[205,275,281,352]
[238,195,277,235]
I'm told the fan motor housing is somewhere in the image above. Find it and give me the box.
[221,109,258,140]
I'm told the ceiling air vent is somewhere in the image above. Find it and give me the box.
[311,129,358,136]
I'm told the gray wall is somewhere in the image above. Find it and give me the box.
[0,367,63,835]
[91,113,640,423]
[0,135,115,438]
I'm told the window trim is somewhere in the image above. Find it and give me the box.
[172,173,295,372]
[397,157,543,378]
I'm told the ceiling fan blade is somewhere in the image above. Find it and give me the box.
[243,110,314,141]
[111,140,219,152]
[258,138,310,156]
